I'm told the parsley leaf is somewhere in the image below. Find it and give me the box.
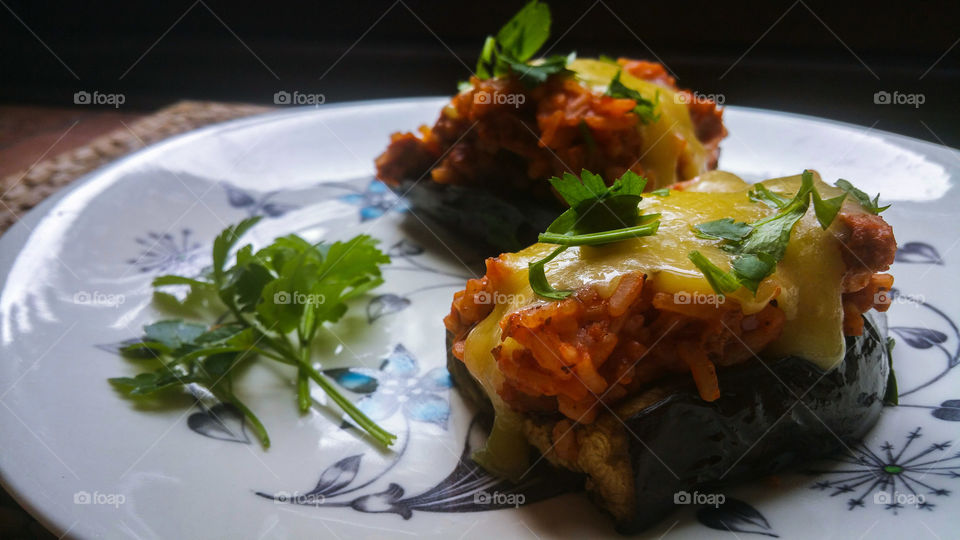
[650,188,670,197]
[112,221,396,448]
[475,1,573,87]
[548,169,609,207]
[748,184,789,208]
[494,0,551,62]
[476,36,498,79]
[551,169,649,234]
[811,189,847,230]
[606,70,659,124]
[694,218,754,242]
[528,246,573,299]
[739,174,812,262]
[508,53,573,87]
[688,251,740,294]
[730,252,778,293]
[142,320,206,351]
[835,178,890,214]
[530,170,659,298]
[689,170,852,296]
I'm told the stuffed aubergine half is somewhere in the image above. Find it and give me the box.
[443,170,897,533]
[375,1,725,251]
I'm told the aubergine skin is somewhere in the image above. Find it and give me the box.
[390,180,557,252]
[446,314,890,534]
[617,313,889,533]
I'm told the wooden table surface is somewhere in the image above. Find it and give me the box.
[0,105,148,181]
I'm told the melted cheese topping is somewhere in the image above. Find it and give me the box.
[461,171,854,477]
[569,58,710,188]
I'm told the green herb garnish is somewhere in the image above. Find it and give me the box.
[689,170,847,295]
[528,246,571,300]
[475,0,573,87]
[687,251,742,294]
[812,188,846,229]
[606,69,660,124]
[748,183,789,208]
[578,120,597,161]
[529,170,660,298]
[835,178,890,214]
[110,218,397,448]
[693,217,753,242]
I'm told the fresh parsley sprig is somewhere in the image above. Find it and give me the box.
[688,170,847,295]
[110,218,397,448]
[606,70,660,124]
[529,170,660,299]
[835,179,890,214]
[747,183,789,208]
[475,0,574,88]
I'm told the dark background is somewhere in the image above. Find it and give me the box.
[2,0,959,145]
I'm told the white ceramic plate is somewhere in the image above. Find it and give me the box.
[1,99,958,539]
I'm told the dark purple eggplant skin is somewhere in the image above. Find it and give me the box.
[617,313,889,533]
[446,314,891,534]
[389,180,557,252]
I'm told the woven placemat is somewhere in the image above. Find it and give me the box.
[0,100,273,234]
[0,100,272,539]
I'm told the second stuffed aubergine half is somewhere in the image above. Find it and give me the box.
[375,1,726,251]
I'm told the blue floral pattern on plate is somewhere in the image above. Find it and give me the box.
[127,229,205,274]
[327,344,452,429]
[222,183,298,218]
[337,180,409,221]
[808,427,960,513]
